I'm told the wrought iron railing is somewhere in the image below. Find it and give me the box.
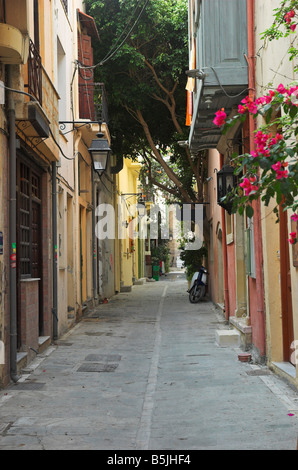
[79,82,109,124]
[25,38,42,105]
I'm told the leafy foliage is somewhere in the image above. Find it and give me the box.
[213,1,298,244]
[83,0,205,203]
[261,0,298,70]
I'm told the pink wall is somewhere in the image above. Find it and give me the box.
[206,150,223,305]
[226,239,236,317]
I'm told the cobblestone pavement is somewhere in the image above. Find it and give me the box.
[0,271,298,451]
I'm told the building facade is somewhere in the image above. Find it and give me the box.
[0,0,115,388]
[187,0,298,388]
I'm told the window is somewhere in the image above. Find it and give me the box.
[246,216,256,278]
[17,159,42,278]
[57,37,66,121]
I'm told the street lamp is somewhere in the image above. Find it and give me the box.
[217,164,238,215]
[88,133,111,176]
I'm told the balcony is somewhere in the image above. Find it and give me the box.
[75,82,110,148]
[26,39,42,105]
[188,0,248,153]
[0,23,29,64]
[79,82,109,124]
[15,39,59,162]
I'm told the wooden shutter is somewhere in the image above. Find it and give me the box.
[78,33,95,120]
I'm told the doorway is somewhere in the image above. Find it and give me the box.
[16,155,43,345]
[279,206,294,365]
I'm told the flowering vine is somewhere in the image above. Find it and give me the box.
[261,0,298,71]
[212,0,298,245]
[213,83,298,245]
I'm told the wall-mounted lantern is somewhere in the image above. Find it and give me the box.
[88,133,111,176]
[217,164,238,215]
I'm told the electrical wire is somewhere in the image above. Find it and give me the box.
[49,127,76,160]
[210,65,249,99]
[78,0,150,70]
[0,82,76,161]
[0,82,38,102]
[100,0,144,63]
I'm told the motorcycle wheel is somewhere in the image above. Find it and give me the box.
[189,285,205,303]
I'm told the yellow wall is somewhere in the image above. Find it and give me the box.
[117,158,142,287]
[255,0,298,377]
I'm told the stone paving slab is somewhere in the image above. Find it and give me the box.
[0,272,298,451]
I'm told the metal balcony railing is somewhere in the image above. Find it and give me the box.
[25,38,42,106]
[79,82,109,124]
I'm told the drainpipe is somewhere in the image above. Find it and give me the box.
[92,168,97,300]
[52,162,58,340]
[247,0,266,357]
[7,65,19,383]
[220,154,229,321]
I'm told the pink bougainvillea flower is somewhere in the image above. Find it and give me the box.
[288,85,298,95]
[268,133,283,147]
[240,96,257,114]
[285,9,295,24]
[253,130,273,157]
[288,231,297,245]
[290,23,297,31]
[291,213,298,222]
[275,133,284,141]
[255,96,266,105]
[213,108,227,127]
[240,177,258,196]
[238,104,247,114]
[277,83,287,94]
[271,161,288,179]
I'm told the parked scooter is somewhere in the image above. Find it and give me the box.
[188,266,208,303]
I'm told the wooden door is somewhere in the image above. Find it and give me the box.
[279,206,295,364]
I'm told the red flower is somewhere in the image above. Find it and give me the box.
[291,213,298,222]
[213,108,227,127]
[288,231,297,245]
[271,161,288,179]
[277,83,287,94]
[239,177,258,196]
[239,96,257,114]
[285,9,295,24]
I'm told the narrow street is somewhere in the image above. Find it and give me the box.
[0,272,298,452]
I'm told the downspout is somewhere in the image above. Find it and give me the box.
[92,167,97,300]
[247,0,266,357]
[220,153,229,321]
[7,65,19,383]
[52,162,58,340]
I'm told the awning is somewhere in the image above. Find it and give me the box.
[78,9,100,41]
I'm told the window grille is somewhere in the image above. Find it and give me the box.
[26,39,42,105]
[17,161,41,278]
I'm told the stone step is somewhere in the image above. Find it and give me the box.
[38,336,51,354]
[215,329,240,347]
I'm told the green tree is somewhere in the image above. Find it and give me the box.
[83,0,207,203]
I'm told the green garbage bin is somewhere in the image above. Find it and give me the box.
[152,265,159,281]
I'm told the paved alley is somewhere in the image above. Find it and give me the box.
[0,272,298,452]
